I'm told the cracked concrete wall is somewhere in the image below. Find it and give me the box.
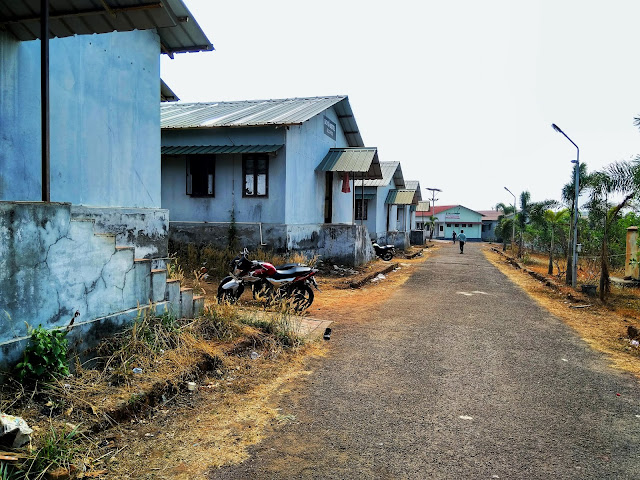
[71,206,168,259]
[319,224,374,266]
[0,202,156,362]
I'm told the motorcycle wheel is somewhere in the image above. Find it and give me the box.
[217,277,244,305]
[252,281,275,302]
[289,284,314,312]
[382,251,394,261]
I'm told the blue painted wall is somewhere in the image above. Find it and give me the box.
[0,30,161,208]
[162,127,286,223]
[285,107,353,225]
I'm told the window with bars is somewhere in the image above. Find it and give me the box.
[356,199,368,220]
[243,154,269,197]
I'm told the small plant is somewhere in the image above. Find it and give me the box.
[25,423,83,477]
[166,253,185,282]
[0,462,22,480]
[16,324,70,382]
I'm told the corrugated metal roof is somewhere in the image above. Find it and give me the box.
[161,144,283,155]
[316,148,382,180]
[362,161,403,187]
[385,189,418,205]
[0,0,213,55]
[404,180,422,201]
[160,96,365,147]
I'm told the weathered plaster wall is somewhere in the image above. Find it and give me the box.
[169,221,288,252]
[71,206,169,259]
[0,30,161,207]
[285,107,353,225]
[0,202,158,358]
[161,127,287,224]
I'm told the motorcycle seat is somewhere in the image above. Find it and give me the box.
[273,266,313,279]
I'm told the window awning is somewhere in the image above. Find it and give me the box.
[316,147,383,180]
[385,189,418,205]
[161,145,284,155]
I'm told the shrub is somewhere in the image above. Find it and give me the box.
[16,324,70,382]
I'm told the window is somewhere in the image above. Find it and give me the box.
[447,223,451,228]
[186,156,215,196]
[439,225,444,232]
[455,224,459,228]
[356,199,368,220]
[243,154,268,197]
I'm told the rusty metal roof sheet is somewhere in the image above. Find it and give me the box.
[161,96,365,147]
[0,0,213,55]
[385,189,418,205]
[316,148,382,180]
[161,144,283,155]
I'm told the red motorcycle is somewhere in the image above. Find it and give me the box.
[217,248,319,311]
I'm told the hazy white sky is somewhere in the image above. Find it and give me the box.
[161,0,640,211]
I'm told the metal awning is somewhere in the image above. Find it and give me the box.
[0,0,213,55]
[161,145,284,155]
[385,189,418,205]
[161,79,179,102]
[315,147,383,180]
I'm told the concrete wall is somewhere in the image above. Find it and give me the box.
[0,30,161,207]
[71,206,169,259]
[481,220,498,242]
[285,108,353,225]
[0,202,166,363]
[161,127,287,223]
[169,222,374,266]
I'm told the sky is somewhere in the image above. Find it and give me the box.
[160,0,640,211]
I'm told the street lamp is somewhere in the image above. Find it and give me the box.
[426,187,441,240]
[504,187,516,254]
[551,123,579,288]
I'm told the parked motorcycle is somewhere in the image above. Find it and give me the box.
[372,241,395,261]
[217,248,319,311]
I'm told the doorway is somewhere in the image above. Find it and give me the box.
[324,171,333,223]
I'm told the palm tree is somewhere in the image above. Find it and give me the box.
[542,209,570,275]
[495,203,515,251]
[587,160,639,300]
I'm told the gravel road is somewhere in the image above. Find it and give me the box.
[210,242,640,479]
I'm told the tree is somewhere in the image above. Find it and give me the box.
[516,191,531,258]
[587,160,640,300]
[542,209,570,274]
[494,203,515,251]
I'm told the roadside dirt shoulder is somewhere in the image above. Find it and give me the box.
[483,245,640,379]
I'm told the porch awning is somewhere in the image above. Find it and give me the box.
[161,144,284,155]
[385,189,418,205]
[0,0,213,55]
[354,193,376,200]
[316,147,383,180]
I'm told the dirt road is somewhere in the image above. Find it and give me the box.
[209,242,640,479]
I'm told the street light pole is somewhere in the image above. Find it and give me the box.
[504,186,516,255]
[552,123,580,288]
[426,187,441,240]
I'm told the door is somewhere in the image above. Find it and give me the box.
[324,171,333,223]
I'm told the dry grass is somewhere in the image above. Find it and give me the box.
[484,246,640,379]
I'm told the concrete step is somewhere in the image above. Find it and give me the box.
[150,269,167,302]
[193,295,205,317]
[133,258,152,305]
[180,287,193,319]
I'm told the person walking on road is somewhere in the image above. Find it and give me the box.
[452,231,457,244]
[458,230,467,253]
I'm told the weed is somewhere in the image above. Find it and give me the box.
[24,422,84,478]
[16,324,70,382]
[241,312,302,349]
[0,462,21,480]
[166,253,185,282]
